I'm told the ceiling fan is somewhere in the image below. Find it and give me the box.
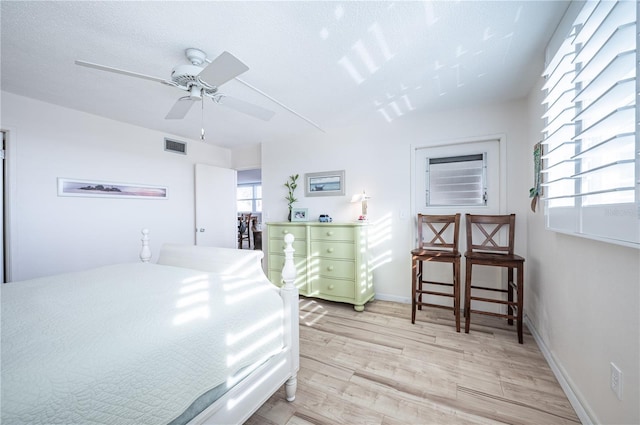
[75,48,276,122]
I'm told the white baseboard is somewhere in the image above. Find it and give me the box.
[524,315,593,425]
[374,293,411,304]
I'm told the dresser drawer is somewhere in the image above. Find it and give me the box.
[269,268,308,292]
[316,278,354,299]
[310,241,354,259]
[268,225,306,241]
[315,258,354,280]
[268,239,307,256]
[310,226,355,241]
[268,255,307,290]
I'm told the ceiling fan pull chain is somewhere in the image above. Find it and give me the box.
[200,97,205,141]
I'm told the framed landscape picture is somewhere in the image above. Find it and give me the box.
[58,178,168,199]
[304,170,345,197]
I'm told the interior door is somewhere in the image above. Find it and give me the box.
[195,163,237,248]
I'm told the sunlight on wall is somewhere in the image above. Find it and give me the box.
[368,213,393,249]
[368,213,394,273]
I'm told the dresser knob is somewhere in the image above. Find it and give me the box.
[327,248,334,253]
[328,284,335,290]
[327,266,334,271]
[327,231,334,236]
[283,230,289,234]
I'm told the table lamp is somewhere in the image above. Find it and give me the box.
[350,190,370,221]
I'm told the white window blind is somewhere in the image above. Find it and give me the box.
[541,0,639,248]
[426,154,487,206]
[236,184,262,213]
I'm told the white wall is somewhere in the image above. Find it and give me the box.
[262,99,530,303]
[524,77,640,424]
[231,143,261,170]
[2,92,232,281]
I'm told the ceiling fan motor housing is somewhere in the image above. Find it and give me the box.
[171,64,218,97]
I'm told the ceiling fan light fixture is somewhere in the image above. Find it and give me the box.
[189,85,202,100]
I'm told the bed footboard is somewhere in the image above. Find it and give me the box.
[173,234,299,425]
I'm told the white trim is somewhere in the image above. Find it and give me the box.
[2,126,17,282]
[374,292,411,304]
[410,133,507,208]
[524,315,595,425]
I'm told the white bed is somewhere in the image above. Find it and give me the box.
[1,232,299,425]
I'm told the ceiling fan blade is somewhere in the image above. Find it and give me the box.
[165,97,196,120]
[197,51,249,88]
[75,60,172,85]
[216,95,275,121]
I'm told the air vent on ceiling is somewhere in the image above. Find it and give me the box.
[164,138,187,155]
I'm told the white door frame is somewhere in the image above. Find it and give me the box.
[1,128,15,283]
[410,133,507,237]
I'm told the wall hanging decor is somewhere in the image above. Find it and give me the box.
[529,142,542,212]
[304,170,345,197]
[58,178,168,199]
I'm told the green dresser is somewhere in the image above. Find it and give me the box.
[266,222,374,311]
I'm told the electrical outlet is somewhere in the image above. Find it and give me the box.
[610,362,623,400]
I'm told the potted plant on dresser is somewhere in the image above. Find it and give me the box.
[284,174,299,221]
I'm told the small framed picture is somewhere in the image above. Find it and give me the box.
[291,208,309,222]
[305,170,345,197]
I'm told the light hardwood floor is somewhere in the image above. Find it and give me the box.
[247,297,580,425]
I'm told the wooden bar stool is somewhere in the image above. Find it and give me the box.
[411,213,461,332]
[463,213,525,343]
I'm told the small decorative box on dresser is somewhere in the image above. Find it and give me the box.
[267,222,374,311]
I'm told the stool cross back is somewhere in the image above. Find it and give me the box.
[411,213,461,332]
[464,213,525,343]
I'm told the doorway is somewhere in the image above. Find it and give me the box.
[236,169,262,250]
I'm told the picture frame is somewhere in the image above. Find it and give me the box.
[291,208,308,222]
[304,170,345,197]
[57,178,168,199]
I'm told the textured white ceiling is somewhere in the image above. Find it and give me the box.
[1,1,569,149]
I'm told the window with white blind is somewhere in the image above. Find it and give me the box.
[426,154,487,206]
[541,0,638,248]
[236,184,262,213]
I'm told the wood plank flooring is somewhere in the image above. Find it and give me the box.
[246,297,580,425]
